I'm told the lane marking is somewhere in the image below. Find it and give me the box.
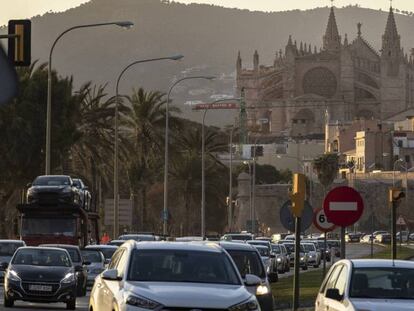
[329,202,358,211]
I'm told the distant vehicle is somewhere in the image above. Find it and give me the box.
[72,178,92,210]
[270,243,290,273]
[327,240,341,257]
[410,233,414,241]
[3,246,77,309]
[252,245,277,281]
[81,249,105,286]
[311,239,331,262]
[302,242,321,268]
[396,231,410,243]
[219,241,275,311]
[107,240,126,247]
[360,234,375,243]
[255,236,272,242]
[220,233,254,241]
[279,241,308,270]
[40,244,88,297]
[118,234,159,241]
[85,245,118,265]
[0,240,26,280]
[271,233,290,242]
[315,259,414,311]
[89,241,261,311]
[345,233,362,243]
[174,236,204,242]
[247,240,278,274]
[375,233,391,244]
[26,175,80,206]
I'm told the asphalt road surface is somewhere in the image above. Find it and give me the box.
[0,287,90,311]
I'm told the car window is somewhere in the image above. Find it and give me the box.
[81,250,103,263]
[0,242,24,256]
[128,250,240,285]
[325,265,344,296]
[226,250,265,278]
[33,176,70,186]
[320,265,340,293]
[108,248,124,270]
[13,249,71,267]
[89,247,117,260]
[334,265,348,296]
[61,248,81,263]
[271,244,281,254]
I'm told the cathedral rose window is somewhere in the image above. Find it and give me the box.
[302,67,337,98]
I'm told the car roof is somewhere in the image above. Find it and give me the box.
[218,241,256,251]
[130,241,224,253]
[247,240,269,243]
[86,245,118,249]
[17,246,70,253]
[36,175,71,178]
[40,244,80,250]
[0,240,24,243]
[350,259,414,269]
[252,245,268,249]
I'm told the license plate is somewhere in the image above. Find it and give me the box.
[29,284,52,292]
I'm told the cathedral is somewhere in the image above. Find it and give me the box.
[236,6,414,137]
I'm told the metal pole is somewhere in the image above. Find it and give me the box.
[252,140,257,234]
[323,235,327,276]
[163,76,214,236]
[340,226,346,259]
[45,21,133,175]
[392,200,397,260]
[228,126,234,231]
[246,162,252,232]
[292,216,301,311]
[370,213,374,258]
[201,109,207,239]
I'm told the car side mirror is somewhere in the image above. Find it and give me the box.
[0,262,8,270]
[75,265,84,272]
[244,274,262,286]
[268,272,278,283]
[325,288,342,301]
[102,269,120,281]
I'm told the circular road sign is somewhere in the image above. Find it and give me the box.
[313,208,336,232]
[323,186,364,227]
[280,200,313,232]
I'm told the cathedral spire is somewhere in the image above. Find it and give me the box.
[381,6,402,75]
[236,51,242,73]
[253,50,259,71]
[323,6,341,52]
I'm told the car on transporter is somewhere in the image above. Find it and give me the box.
[89,241,261,311]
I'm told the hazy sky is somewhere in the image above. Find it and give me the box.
[1,0,414,26]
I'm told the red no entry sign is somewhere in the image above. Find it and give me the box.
[323,186,364,227]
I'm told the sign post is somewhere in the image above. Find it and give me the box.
[389,188,405,259]
[323,186,364,259]
[313,208,336,276]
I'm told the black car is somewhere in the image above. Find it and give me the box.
[27,175,80,206]
[40,244,88,297]
[3,247,77,309]
[72,178,92,210]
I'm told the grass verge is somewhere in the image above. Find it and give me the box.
[272,245,414,308]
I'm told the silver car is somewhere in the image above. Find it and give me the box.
[89,241,261,311]
[315,259,414,311]
[302,242,321,268]
[81,249,105,286]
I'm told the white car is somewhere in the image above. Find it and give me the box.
[315,259,414,311]
[302,242,321,268]
[89,241,261,311]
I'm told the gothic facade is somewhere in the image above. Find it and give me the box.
[236,6,414,137]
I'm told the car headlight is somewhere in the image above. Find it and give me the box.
[61,272,75,284]
[126,295,161,309]
[276,257,282,262]
[256,284,270,296]
[229,297,259,311]
[300,257,304,261]
[7,270,21,282]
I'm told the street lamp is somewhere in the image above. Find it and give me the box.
[162,75,215,236]
[45,21,134,175]
[200,98,240,238]
[113,55,184,239]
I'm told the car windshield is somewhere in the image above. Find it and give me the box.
[33,176,70,186]
[226,250,265,278]
[22,218,76,237]
[302,244,315,252]
[255,247,270,257]
[60,248,81,263]
[89,248,116,259]
[222,235,252,241]
[0,242,24,256]
[350,267,414,299]
[271,244,281,254]
[128,250,240,285]
[283,244,294,253]
[81,250,103,263]
[12,249,71,267]
[328,241,339,247]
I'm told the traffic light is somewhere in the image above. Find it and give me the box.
[389,187,405,206]
[8,19,31,66]
[290,173,306,217]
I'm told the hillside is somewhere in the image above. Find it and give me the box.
[3,0,414,125]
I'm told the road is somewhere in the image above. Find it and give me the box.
[0,287,90,311]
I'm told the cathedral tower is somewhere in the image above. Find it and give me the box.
[381,6,402,76]
[323,6,341,52]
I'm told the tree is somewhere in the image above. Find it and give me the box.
[312,153,339,189]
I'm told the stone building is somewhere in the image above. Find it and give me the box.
[236,6,414,137]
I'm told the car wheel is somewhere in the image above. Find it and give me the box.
[66,298,76,310]
[3,293,14,308]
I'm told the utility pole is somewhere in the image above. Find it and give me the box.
[389,187,405,260]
